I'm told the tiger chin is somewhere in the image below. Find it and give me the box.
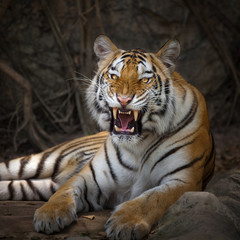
[0,35,215,240]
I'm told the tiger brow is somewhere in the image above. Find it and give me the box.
[137,55,146,62]
[138,60,146,67]
[111,59,124,70]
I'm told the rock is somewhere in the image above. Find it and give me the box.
[151,170,240,240]
[207,170,240,232]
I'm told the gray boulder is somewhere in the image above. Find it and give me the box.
[150,170,240,240]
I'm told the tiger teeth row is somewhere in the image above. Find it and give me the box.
[119,110,131,115]
[114,125,135,133]
[113,108,139,121]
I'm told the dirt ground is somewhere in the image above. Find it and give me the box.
[0,201,111,240]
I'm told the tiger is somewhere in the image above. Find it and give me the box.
[0,35,215,240]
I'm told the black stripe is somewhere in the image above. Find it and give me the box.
[5,160,10,169]
[144,70,153,74]
[121,54,132,59]
[19,156,30,178]
[114,145,137,171]
[36,188,47,201]
[90,162,102,205]
[32,151,51,179]
[99,73,104,84]
[154,74,162,106]
[136,51,147,58]
[26,180,46,201]
[61,135,107,155]
[115,59,125,67]
[20,183,27,200]
[52,140,104,180]
[157,74,162,95]
[141,89,198,168]
[61,142,103,160]
[202,161,215,189]
[159,79,170,115]
[167,178,187,184]
[52,155,64,180]
[99,92,103,101]
[175,90,198,130]
[67,158,91,179]
[137,55,146,62]
[104,142,117,182]
[82,177,93,211]
[158,152,206,185]
[157,75,162,92]
[138,60,146,67]
[94,99,104,113]
[26,179,35,193]
[134,92,147,104]
[132,49,146,55]
[152,64,157,72]
[151,139,195,173]
[204,134,215,167]
[8,181,14,200]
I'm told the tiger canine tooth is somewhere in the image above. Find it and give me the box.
[113,107,118,119]
[130,127,134,133]
[133,110,138,121]
[114,125,121,132]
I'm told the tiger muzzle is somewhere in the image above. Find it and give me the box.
[111,107,141,135]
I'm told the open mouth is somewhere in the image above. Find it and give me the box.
[111,107,141,135]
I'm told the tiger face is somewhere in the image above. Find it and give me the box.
[87,36,180,144]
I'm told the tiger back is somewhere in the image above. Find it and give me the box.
[0,35,215,240]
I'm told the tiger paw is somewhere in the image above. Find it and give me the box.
[105,201,151,240]
[33,199,77,234]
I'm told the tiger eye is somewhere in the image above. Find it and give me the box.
[110,74,118,80]
[141,78,151,84]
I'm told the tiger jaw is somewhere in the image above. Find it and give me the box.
[111,107,141,135]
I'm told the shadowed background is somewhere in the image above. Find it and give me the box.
[0,0,239,172]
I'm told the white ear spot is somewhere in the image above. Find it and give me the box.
[156,40,181,72]
[94,35,118,60]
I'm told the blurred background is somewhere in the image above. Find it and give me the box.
[0,0,239,172]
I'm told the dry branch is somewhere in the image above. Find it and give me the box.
[41,0,88,134]
[0,59,55,150]
[33,89,66,133]
[95,0,105,34]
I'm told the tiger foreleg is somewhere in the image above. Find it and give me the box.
[105,181,197,240]
[33,163,102,234]
[34,190,77,234]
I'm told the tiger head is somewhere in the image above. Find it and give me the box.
[87,35,180,145]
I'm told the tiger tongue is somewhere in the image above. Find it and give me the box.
[118,113,134,130]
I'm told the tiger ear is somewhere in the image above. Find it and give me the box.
[156,40,180,72]
[94,35,118,60]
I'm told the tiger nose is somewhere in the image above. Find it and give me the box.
[117,95,133,106]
